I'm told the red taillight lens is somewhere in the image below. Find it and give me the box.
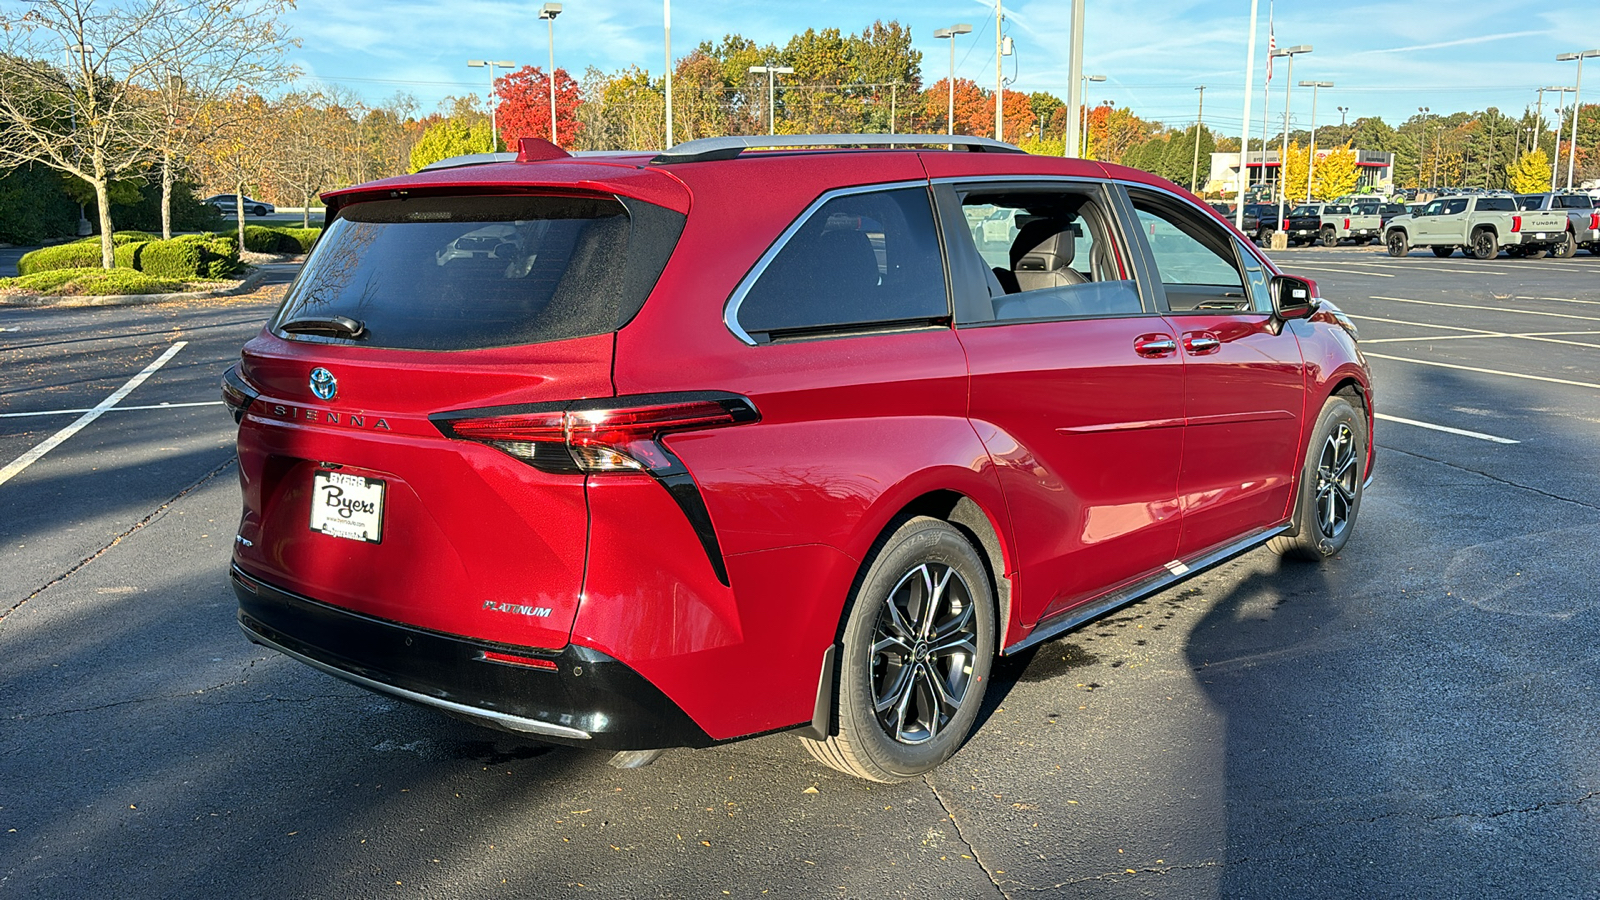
[1589,212,1598,230]
[220,365,259,423]
[440,396,758,474]
[1511,215,1522,233]
[1344,218,1351,230]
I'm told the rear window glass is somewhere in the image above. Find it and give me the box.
[1326,205,1351,214]
[1476,197,1515,212]
[273,195,685,350]
[1516,195,1544,210]
[735,187,947,339]
[1558,194,1595,209]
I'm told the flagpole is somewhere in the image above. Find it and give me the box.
[1259,1,1274,197]
[1234,0,1258,230]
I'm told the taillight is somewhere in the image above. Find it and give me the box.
[1344,218,1351,230]
[221,365,259,423]
[1511,215,1522,233]
[438,395,760,475]
[1589,212,1598,230]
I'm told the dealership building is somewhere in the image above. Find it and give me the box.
[1205,149,1394,197]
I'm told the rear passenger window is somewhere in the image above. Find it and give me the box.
[735,187,947,339]
[1476,197,1515,212]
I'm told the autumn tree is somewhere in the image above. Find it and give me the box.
[407,118,495,172]
[669,50,728,141]
[196,88,275,245]
[1311,144,1360,200]
[575,66,662,151]
[1281,141,1312,202]
[274,90,356,225]
[495,65,583,148]
[849,20,921,134]
[921,78,989,135]
[1508,148,1551,194]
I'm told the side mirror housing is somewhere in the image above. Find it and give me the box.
[1271,274,1319,328]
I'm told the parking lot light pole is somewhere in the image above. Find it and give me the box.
[1300,80,1332,202]
[1079,74,1106,156]
[467,59,516,149]
[539,4,562,144]
[1544,87,1573,191]
[1417,106,1430,190]
[1556,50,1599,189]
[748,64,794,135]
[1274,45,1311,235]
[933,25,972,136]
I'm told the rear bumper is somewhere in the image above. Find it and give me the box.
[232,566,714,750]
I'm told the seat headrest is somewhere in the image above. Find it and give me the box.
[1010,219,1077,272]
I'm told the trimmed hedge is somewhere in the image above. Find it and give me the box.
[113,241,147,269]
[0,268,183,296]
[139,239,204,279]
[242,224,321,253]
[17,241,105,275]
[19,231,243,280]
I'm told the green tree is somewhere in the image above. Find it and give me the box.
[1508,148,1551,194]
[407,118,495,172]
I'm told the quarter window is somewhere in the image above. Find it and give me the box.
[735,187,948,339]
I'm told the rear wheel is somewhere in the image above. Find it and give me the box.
[801,517,995,783]
[1556,231,1578,259]
[1320,228,1338,247]
[1269,395,1367,561]
[1470,229,1498,260]
[1431,245,1455,258]
[1386,231,1410,257]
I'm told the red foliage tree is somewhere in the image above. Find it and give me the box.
[495,66,584,148]
[922,78,989,136]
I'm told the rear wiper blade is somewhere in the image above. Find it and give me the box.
[278,314,367,339]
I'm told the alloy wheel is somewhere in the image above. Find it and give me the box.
[1315,422,1358,539]
[870,562,978,745]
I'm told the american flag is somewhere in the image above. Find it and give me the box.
[1265,23,1276,84]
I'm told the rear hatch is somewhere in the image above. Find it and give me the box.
[231,180,687,650]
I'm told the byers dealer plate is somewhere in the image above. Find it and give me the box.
[310,470,385,543]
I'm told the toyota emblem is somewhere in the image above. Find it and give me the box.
[309,367,338,401]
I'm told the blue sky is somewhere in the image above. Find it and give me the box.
[286,0,1597,135]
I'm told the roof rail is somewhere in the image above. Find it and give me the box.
[650,133,1025,165]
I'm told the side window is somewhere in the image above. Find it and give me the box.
[735,187,947,339]
[949,185,1144,324]
[1445,198,1468,215]
[1423,201,1444,217]
[1239,243,1274,314]
[1127,190,1251,313]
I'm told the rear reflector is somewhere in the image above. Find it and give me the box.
[481,650,560,671]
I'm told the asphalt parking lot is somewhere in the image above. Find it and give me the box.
[3,245,1599,898]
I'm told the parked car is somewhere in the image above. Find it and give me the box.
[1384,194,1567,259]
[222,134,1374,782]
[1514,191,1600,257]
[1282,203,1382,246]
[204,194,276,216]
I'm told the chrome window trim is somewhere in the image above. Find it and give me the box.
[722,179,934,346]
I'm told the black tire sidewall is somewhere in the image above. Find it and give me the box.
[837,519,995,779]
[1387,232,1408,257]
[1473,231,1496,259]
[1293,397,1367,557]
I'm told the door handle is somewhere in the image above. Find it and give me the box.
[1135,334,1178,357]
[1183,332,1222,355]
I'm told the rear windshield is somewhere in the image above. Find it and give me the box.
[1557,194,1595,209]
[1515,195,1545,210]
[273,194,685,350]
[1476,197,1515,212]
[1326,205,1351,214]
[1289,206,1317,217]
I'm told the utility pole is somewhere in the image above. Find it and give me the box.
[664,0,673,148]
[995,0,1004,140]
[1190,85,1206,193]
[1064,0,1085,157]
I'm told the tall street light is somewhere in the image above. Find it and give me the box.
[1557,50,1600,189]
[1544,85,1575,190]
[1416,106,1430,189]
[932,24,972,136]
[1274,44,1311,233]
[1300,80,1332,202]
[539,4,563,144]
[748,64,794,135]
[1079,74,1105,156]
[1337,105,1349,128]
[467,59,516,149]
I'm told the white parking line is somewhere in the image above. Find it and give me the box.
[1375,413,1519,444]
[1357,328,1600,349]
[1362,352,1600,391]
[1286,264,1396,278]
[0,400,223,419]
[0,342,187,489]
[1369,296,1600,323]
[1515,296,1600,307]
[1356,261,1514,276]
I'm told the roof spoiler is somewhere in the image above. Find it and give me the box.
[419,138,575,172]
[650,133,1025,165]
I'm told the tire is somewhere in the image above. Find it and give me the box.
[1431,245,1455,258]
[1320,228,1338,248]
[1470,229,1498,260]
[800,517,995,782]
[252,205,267,216]
[1386,231,1409,257]
[1269,395,1367,561]
[1555,231,1578,259]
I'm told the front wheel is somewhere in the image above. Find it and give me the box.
[801,517,995,782]
[1269,395,1367,561]
[1556,231,1578,259]
[1471,229,1498,260]
[1386,231,1409,257]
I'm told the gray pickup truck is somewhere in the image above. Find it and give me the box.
[1284,202,1383,246]
[1383,195,1569,259]
[1514,191,1600,257]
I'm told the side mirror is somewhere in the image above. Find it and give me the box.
[1271,274,1318,328]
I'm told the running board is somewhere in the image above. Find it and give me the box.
[1003,525,1288,655]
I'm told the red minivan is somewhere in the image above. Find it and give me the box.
[224,135,1373,782]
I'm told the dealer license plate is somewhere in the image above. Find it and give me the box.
[1534,233,1548,239]
[1297,229,1310,234]
[310,470,385,543]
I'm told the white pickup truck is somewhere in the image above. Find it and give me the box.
[1383,195,1569,260]
[1283,203,1383,246]
[1514,192,1600,258]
